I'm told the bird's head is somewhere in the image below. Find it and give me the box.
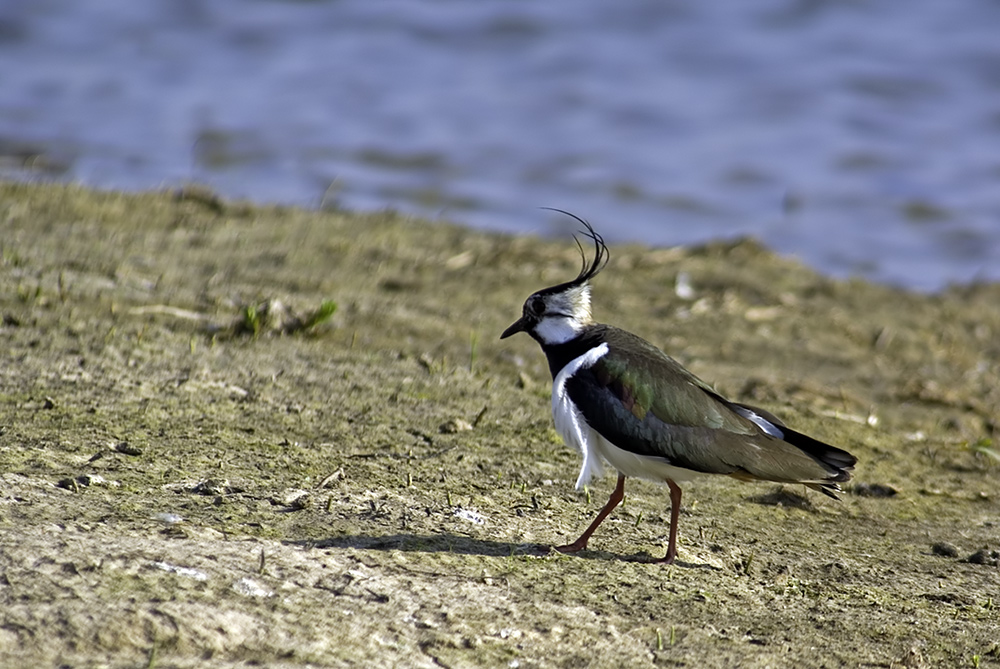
[501,212,609,346]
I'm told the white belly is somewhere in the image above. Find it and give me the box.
[551,343,701,489]
[589,427,702,484]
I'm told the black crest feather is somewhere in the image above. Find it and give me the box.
[540,208,609,289]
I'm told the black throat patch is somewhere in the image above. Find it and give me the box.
[540,325,612,379]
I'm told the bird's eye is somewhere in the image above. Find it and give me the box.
[528,296,545,315]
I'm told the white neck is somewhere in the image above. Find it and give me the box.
[534,314,588,345]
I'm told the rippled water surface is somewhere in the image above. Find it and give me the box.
[2,0,1000,290]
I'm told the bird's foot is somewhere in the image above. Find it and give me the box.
[652,548,677,565]
[553,540,588,554]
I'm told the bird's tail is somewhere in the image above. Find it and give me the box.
[780,426,857,498]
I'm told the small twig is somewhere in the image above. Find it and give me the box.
[472,406,489,428]
[128,305,213,321]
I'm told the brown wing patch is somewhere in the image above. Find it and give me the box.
[616,381,647,420]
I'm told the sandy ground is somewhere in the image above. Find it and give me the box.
[0,181,998,668]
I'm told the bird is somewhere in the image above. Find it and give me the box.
[500,212,857,564]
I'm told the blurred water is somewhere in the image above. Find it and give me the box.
[2,0,999,291]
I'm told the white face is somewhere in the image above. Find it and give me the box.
[527,284,592,345]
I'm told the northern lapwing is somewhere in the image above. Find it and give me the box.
[501,213,857,564]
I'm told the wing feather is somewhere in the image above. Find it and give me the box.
[563,327,854,486]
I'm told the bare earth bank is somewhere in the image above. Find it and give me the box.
[1,182,998,668]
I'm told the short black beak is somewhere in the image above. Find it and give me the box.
[500,317,527,339]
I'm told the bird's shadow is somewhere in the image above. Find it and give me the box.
[287,532,716,569]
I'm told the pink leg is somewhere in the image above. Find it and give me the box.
[555,474,626,554]
[654,479,682,565]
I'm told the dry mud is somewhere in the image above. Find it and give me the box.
[1,181,998,668]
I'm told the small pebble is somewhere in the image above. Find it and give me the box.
[192,479,230,496]
[153,561,208,581]
[454,507,485,525]
[114,442,143,456]
[962,548,1000,566]
[232,577,273,598]
[286,490,312,510]
[439,418,473,434]
[931,542,959,558]
[57,474,114,490]
[851,482,898,498]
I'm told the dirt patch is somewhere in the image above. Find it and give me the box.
[1,181,998,667]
